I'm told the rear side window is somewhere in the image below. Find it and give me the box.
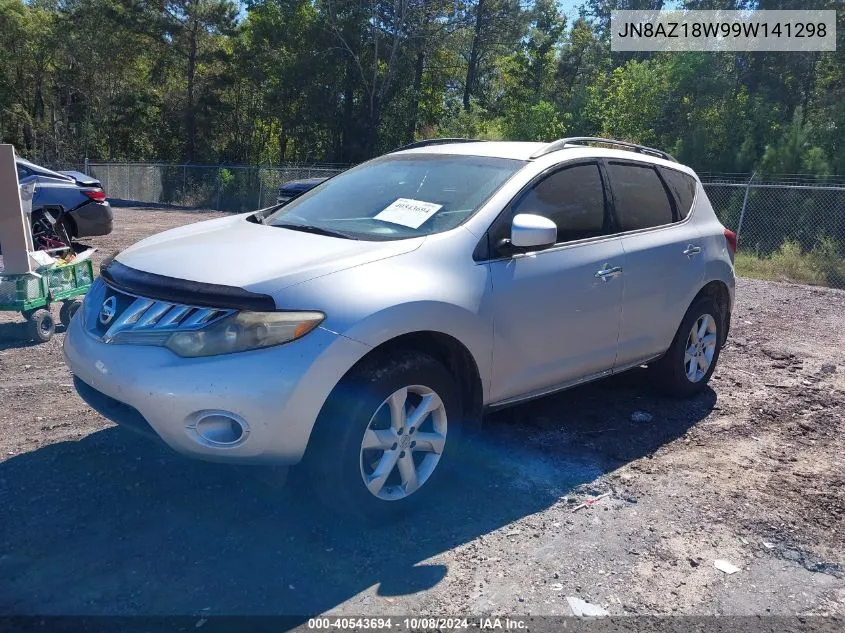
[607,163,674,231]
[511,163,608,243]
[658,167,697,220]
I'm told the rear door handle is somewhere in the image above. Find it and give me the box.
[595,265,623,281]
[683,244,702,257]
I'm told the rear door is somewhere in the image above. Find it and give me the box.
[486,161,625,403]
[605,161,704,369]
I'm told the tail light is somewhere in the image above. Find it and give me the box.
[724,228,737,254]
[83,189,106,203]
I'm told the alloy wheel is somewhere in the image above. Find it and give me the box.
[359,385,447,501]
[684,314,718,383]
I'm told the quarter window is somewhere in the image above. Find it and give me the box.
[607,163,674,231]
[510,163,608,244]
[658,166,697,220]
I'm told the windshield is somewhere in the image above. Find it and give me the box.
[265,154,525,240]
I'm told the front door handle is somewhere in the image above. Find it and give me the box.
[595,264,623,281]
[683,244,702,257]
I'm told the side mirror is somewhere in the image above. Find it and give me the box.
[510,213,557,250]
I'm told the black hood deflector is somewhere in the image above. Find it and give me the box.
[101,260,276,312]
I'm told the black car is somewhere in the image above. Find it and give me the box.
[16,158,113,249]
[276,177,327,205]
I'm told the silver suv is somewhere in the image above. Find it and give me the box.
[64,138,736,518]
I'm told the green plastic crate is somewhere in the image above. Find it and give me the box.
[0,259,94,312]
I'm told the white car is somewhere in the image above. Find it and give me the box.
[64,137,736,519]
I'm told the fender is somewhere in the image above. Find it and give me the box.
[264,236,495,401]
[337,300,493,401]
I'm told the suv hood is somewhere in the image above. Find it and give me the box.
[115,214,424,297]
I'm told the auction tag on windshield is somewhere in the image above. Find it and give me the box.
[374,198,442,229]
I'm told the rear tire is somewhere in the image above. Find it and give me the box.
[27,309,55,343]
[302,351,462,522]
[650,296,722,398]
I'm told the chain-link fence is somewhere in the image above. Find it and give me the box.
[701,174,845,252]
[701,173,845,287]
[87,162,349,212]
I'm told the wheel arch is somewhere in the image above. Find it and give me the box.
[62,212,78,239]
[690,280,732,346]
[299,329,486,482]
[342,330,485,430]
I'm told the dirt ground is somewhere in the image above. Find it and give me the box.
[0,206,843,619]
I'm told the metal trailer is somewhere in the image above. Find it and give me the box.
[0,258,94,342]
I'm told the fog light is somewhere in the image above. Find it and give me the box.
[195,413,245,445]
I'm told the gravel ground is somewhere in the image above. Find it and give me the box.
[0,207,843,619]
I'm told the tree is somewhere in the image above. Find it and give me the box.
[460,0,525,111]
[585,0,665,39]
[585,59,668,145]
[319,0,418,159]
[760,108,831,176]
[496,0,565,107]
[235,0,330,163]
[495,0,566,140]
[0,0,51,156]
[158,0,238,162]
[0,0,840,177]
[401,0,459,144]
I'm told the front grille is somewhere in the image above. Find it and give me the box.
[84,278,234,344]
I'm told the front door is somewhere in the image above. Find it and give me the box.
[485,162,625,404]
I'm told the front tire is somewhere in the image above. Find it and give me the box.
[303,351,461,521]
[650,296,722,398]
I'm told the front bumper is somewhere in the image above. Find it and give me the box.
[63,313,369,464]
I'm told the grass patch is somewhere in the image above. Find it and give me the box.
[736,239,845,289]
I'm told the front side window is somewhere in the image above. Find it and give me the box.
[607,163,674,231]
[265,154,525,241]
[509,162,609,244]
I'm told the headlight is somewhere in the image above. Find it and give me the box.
[165,311,324,357]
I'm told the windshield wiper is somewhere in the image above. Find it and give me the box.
[274,222,357,240]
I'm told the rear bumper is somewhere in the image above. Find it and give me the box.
[70,201,113,237]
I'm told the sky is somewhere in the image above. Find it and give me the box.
[557,0,686,22]
[229,1,685,28]
[558,0,584,20]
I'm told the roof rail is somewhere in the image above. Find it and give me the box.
[530,137,677,162]
[393,138,485,152]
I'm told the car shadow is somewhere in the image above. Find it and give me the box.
[0,321,67,351]
[110,199,221,213]
[0,368,716,617]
